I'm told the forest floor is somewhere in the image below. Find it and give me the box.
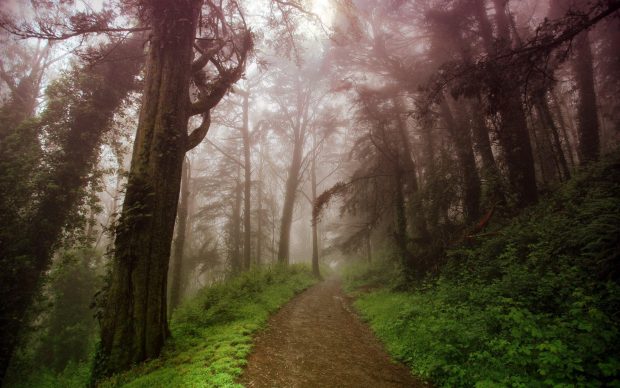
[239,277,426,388]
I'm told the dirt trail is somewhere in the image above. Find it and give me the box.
[239,278,426,388]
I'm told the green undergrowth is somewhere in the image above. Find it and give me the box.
[344,154,620,387]
[100,264,315,388]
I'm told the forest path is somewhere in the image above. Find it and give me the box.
[239,277,425,388]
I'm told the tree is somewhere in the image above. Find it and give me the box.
[266,65,325,265]
[550,0,601,164]
[169,157,191,315]
[94,1,251,378]
[0,38,142,380]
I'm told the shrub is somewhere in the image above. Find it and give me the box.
[346,153,620,386]
[101,264,316,388]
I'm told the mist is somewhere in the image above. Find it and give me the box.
[1,0,619,386]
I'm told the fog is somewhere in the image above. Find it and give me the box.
[0,0,618,385]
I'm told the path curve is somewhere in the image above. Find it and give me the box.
[239,278,426,388]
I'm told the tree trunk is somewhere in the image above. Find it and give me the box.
[277,145,302,265]
[169,157,191,316]
[241,92,252,270]
[551,91,577,169]
[535,93,571,180]
[573,31,600,164]
[231,169,243,273]
[476,0,538,207]
[277,86,306,265]
[366,228,372,264]
[310,134,320,278]
[469,97,505,205]
[418,116,440,230]
[394,165,415,282]
[439,97,481,223]
[256,147,264,266]
[95,1,200,379]
[394,99,428,240]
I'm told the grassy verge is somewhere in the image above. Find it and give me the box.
[97,264,315,388]
[344,155,620,386]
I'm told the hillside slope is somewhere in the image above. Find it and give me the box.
[346,153,620,386]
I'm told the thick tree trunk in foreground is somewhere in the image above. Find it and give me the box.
[95,1,200,378]
[573,31,600,164]
[169,157,191,316]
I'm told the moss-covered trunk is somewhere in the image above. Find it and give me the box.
[95,0,200,378]
[0,41,140,381]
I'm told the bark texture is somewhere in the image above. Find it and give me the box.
[96,1,200,377]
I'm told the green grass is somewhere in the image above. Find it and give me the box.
[100,264,316,387]
[344,154,620,387]
[8,264,315,388]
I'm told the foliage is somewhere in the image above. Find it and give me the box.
[97,265,315,387]
[5,248,103,387]
[341,259,402,293]
[344,153,620,386]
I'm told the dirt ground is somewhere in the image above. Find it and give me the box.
[239,278,427,388]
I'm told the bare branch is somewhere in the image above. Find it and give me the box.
[206,138,245,168]
[187,113,212,151]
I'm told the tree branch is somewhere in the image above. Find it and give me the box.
[206,138,245,168]
[192,41,225,72]
[187,113,212,151]
[0,24,150,41]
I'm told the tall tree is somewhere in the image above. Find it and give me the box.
[0,39,142,380]
[482,0,538,206]
[95,0,250,378]
[239,88,252,270]
[572,31,600,164]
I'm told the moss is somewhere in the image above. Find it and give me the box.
[99,264,316,388]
